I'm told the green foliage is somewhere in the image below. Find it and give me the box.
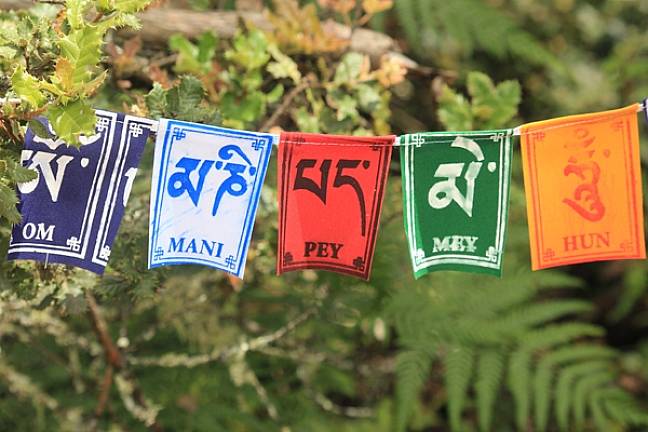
[145,76,220,124]
[389,272,648,431]
[437,71,521,131]
[1,0,149,145]
[391,0,559,68]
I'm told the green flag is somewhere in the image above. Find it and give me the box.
[400,130,513,277]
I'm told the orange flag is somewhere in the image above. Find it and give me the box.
[520,104,645,270]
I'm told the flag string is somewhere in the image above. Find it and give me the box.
[1,98,645,147]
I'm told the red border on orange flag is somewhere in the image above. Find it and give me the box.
[520,104,645,270]
[277,132,394,280]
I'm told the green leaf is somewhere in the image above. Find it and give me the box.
[555,361,609,431]
[11,65,46,107]
[0,46,17,59]
[356,84,382,112]
[10,164,38,184]
[113,0,150,13]
[65,0,89,29]
[47,99,96,146]
[292,107,320,133]
[28,119,53,140]
[267,44,301,83]
[266,84,284,104]
[475,350,504,432]
[508,350,531,430]
[145,82,168,119]
[334,52,365,85]
[0,183,21,225]
[437,84,472,131]
[395,350,432,432]
[196,32,217,64]
[445,345,474,431]
[166,75,205,118]
[225,29,270,70]
[58,26,102,85]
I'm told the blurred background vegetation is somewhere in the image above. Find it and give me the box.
[1,0,648,430]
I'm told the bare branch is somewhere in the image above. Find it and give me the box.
[130,306,317,368]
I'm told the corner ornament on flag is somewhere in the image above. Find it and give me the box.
[520,103,646,270]
[277,132,394,280]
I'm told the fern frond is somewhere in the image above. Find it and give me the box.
[508,350,531,430]
[555,361,609,431]
[572,371,615,429]
[519,323,603,351]
[499,300,591,330]
[395,349,432,432]
[588,388,612,432]
[533,345,615,432]
[445,345,474,432]
[475,349,504,432]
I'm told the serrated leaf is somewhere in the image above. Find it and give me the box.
[0,183,21,224]
[58,26,102,85]
[65,0,89,29]
[11,164,38,184]
[28,119,53,140]
[113,0,150,13]
[11,65,46,108]
[437,84,473,131]
[166,75,205,118]
[47,99,96,146]
[145,82,168,119]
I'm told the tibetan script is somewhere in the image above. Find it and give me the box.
[277,132,393,280]
[400,130,513,277]
[520,104,645,270]
[7,111,154,273]
[149,120,274,278]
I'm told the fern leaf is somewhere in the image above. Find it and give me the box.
[533,345,615,432]
[572,371,614,429]
[395,349,432,432]
[499,300,592,330]
[588,388,612,432]
[508,350,531,430]
[603,393,648,425]
[555,361,609,431]
[475,349,504,432]
[520,323,603,352]
[445,345,474,431]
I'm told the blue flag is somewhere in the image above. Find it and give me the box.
[7,110,155,273]
[148,119,274,278]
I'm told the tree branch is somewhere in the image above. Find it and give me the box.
[0,1,427,72]
[130,305,317,368]
[85,291,162,431]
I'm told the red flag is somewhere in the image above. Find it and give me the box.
[277,132,394,279]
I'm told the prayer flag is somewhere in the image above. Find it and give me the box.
[148,119,274,278]
[520,104,645,270]
[7,111,155,273]
[400,130,513,277]
[277,132,393,280]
